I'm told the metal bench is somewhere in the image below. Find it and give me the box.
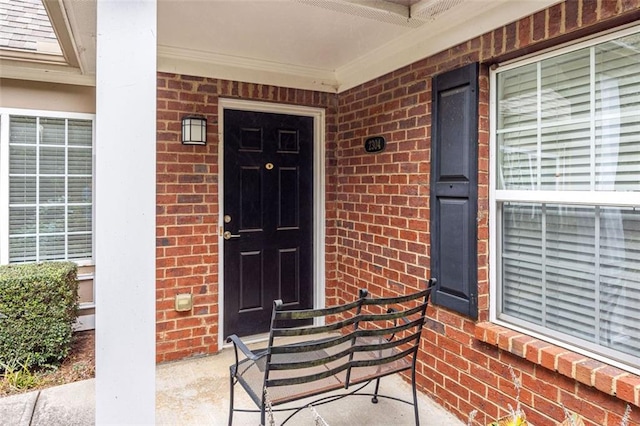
[226,278,436,426]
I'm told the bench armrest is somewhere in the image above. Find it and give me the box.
[226,334,264,361]
[226,334,268,379]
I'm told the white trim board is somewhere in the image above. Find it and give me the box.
[74,313,95,332]
[217,98,326,350]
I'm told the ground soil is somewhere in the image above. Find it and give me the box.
[0,330,95,397]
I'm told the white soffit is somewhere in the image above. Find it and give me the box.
[156,0,419,92]
[156,0,560,93]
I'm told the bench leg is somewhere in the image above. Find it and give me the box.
[228,372,235,426]
[371,378,381,404]
[411,367,420,426]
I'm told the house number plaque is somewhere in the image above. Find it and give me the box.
[364,136,385,153]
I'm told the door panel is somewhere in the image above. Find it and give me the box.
[224,109,314,337]
[240,251,263,311]
[279,248,300,304]
[240,167,262,229]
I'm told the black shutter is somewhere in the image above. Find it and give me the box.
[430,63,479,319]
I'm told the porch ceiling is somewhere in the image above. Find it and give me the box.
[1,0,560,92]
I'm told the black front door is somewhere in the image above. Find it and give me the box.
[223,109,314,337]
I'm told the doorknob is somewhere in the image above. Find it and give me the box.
[223,231,241,240]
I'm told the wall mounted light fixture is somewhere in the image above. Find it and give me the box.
[181,115,207,145]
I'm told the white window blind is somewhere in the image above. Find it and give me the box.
[8,115,93,263]
[494,30,640,369]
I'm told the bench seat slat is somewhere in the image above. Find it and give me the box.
[266,362,350,387]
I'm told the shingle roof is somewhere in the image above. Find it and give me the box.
[0,0,62,54]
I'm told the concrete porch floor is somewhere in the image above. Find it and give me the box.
[2,344,464,425]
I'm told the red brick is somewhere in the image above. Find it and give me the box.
[505,22,518,50]
[525,405,557,425]
[582,0,598,25]
[622,0,640,12]
[532,10,546,41]
[524,371,558,401]
[594,365,626,396]
[548,3,563,37]
[602,0,621,20]
[460,371,488,398]
[493,28,505,55]
[167,79,192,91]
[576,383,631,419]
[574,359,602,387]
[497,329,521,351]
[557,352,587,378]
[563,1,578,31]
[510,334,536,358]
[616,374,640,405]
[524,339,550,365]
[539,345,567,371]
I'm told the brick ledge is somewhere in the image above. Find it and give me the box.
[475,322,640,408]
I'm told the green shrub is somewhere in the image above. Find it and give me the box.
[0,262,79,370]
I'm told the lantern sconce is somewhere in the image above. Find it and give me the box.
[181,115,207,145]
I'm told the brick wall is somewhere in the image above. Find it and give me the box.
[156,76,338,363]
[336,1,640,425]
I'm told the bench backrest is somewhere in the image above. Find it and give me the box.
[262,279,436,394]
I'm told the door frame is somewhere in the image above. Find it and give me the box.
[218,98,326,348]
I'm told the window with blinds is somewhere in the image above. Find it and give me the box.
[493,29,640,370]
[7,115,93,263]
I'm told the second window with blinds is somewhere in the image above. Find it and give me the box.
[1,112,94,265]
[491,26,640,371]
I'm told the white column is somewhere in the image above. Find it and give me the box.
[95,1,156,424]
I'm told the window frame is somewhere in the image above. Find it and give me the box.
[489,25,640,375]
[0,108,96,266]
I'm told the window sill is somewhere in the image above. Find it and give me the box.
[475,322,640,408]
